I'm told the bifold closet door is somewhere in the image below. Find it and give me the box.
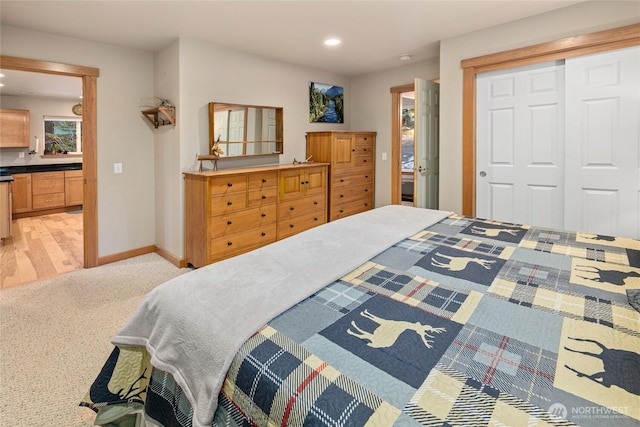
[564,46,640,239]
[475,62,565,228]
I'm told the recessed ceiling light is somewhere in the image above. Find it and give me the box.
[324,38,341,46]
[399,54,412,61]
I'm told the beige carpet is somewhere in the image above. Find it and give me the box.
[0,253,189,426]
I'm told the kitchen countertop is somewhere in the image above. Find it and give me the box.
[0,176,14,182]
[0,163,82,177]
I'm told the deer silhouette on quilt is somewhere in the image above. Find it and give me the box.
[470,226,521,238]
[431,252,496,272]
[564,337,640,396]
[575,265,640,286]
[347,309,446,349]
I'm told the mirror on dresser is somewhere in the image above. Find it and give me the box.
[208,102,283,158]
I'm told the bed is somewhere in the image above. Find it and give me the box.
[81,205,640,427]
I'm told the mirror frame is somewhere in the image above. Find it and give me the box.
[208,102,283,158]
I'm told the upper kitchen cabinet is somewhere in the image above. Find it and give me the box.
[0,109,30,148]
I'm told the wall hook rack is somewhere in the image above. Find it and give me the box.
[141,105,175,128]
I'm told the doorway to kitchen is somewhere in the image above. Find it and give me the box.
[0,55,99,280]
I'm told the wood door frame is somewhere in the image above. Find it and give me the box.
[1,55,99,267]
[390,83,415,205]
[460,23,640,216]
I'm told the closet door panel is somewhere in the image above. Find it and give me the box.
[477,62,564,228]
[565,46,639,238]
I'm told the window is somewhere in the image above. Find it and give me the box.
[44,116,82,154]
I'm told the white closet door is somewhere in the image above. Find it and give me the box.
[564,46,640,239]
[476,62,565,227]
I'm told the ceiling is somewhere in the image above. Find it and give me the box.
[0,0,584,98]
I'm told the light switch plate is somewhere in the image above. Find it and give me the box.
[114,162,123,174]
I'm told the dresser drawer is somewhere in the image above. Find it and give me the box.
[278,196,325,219]
[209,226,277,262]
[278,211,326,240]
[330,196,373,221]
[355,142,374,156]
[33,192,65,210]
[209,175,247,196]
[210,192,247,215]
[248,187,278,208]
[32,177,64,195]
[354,153,374,168]
[331,184,373,206]
[331,167,374,189]
[248,172,278,190]
[210,206,277,235]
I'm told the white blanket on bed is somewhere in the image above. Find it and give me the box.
[112,205,451,427]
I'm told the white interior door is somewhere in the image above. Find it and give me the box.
[414,78,439,209]
[476,62,565,227]
[228,110,245,156]
[564,46,640,239]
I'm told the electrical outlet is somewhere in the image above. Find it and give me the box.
[381,152,388,161]
[114,162,123,174]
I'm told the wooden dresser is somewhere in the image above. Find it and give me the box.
[305,131,375,221]
[184,163,328,268]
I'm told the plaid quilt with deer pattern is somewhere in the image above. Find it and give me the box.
[82,214,640,426]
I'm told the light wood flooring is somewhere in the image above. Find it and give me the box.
[0,211,83,289]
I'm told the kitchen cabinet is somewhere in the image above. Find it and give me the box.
[0,109,30,148]
[10,170,83,217]
[0,181,10,239]
[65,170,83,206]
[10,174,32,214]
[32,171,65,210]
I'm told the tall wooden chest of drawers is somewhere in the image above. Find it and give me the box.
[305,131,375,221]
[184,163,328,268]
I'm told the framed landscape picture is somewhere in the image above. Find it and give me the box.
[309,82,344,123]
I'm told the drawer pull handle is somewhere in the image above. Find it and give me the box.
[313,201,318,205]
[227,183,233,187]
[290,207,294,211]
[261,213,266,217]
[227,220,232,225]
[262,195,267,199]
[227,241,233,246]
[314,217,318,221]
[261,232,266,236]
[227,201,233,206]
[262,178,267,183]
[340,194,344,198]
[365,203,369,206]
[340,179,344,182]
[364,189,368,192]
[289,224,294,228]
[340,209,344,213]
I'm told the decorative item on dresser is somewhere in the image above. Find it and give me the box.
[183,163,328,268]
[305,131,375,221]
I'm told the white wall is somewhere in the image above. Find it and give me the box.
[0,25,156,258]
[350,58,440,207]
[438,1,640,214]
[0,95,81,166]
[153,37,352,258]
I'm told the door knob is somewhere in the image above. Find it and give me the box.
[479,171,487,177]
